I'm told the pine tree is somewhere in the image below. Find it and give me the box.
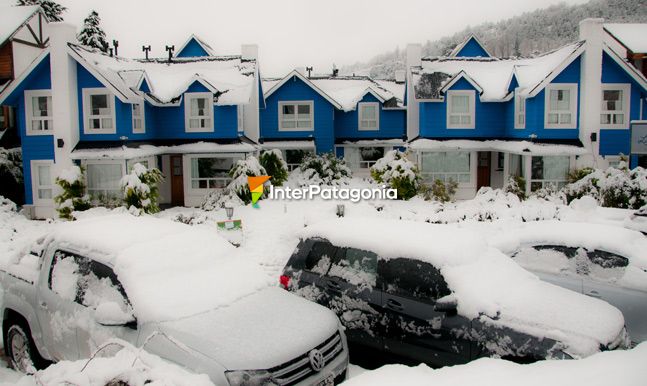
[16,0,66,22]
[77,11,109,53]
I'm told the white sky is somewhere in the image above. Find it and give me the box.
[56,0,591,77]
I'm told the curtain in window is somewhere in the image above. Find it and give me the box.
[451,95,469,113]
[550,89,570,110]
[87,164,122,194]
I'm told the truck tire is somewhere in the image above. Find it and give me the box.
[6,323,48,374]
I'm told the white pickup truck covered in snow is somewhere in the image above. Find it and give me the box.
[0,215,348,385]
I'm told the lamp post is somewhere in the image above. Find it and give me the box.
[225,204,234,220]
[336,204,345,218]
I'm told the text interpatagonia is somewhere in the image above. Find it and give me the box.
[267,185,397,203]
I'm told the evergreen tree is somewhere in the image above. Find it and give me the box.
[16,0,66,22]
[77,11,109,53]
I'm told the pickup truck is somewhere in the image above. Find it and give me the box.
[1,215,349,386]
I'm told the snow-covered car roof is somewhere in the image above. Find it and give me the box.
[301,218,625,357]
[46,215,272,322]
[68,43,256,105]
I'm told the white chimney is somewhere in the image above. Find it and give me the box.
[395,70,406,84]
[241,44,258,61]
[578,18,604,166]
[49,22,79,185]
[405,43,422,140]
[241,44,260,142]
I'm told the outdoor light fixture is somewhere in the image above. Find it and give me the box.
[336,204,345,218]
[225,206,234,220]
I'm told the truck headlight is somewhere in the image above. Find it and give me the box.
[224,370,278,386]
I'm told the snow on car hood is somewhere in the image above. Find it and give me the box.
[158,287,339,370]
[303,218,625,357]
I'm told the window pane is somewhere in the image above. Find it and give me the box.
[614,114,624,124]
[281,120,296,129]
[362,105,376,119]
[305,241,338,273]
[38,165,50,186]
[548,113,559,124]
[31,120,42,131]
[297,120,311,128]
[451,95,469,113]
[87,164,122,192]
[101,118,112,128]
[38,188,52,199]
[449,115,460,125]
[559,113,571,124]
[91,94,108,114]
[297,104,310,115]
[132,103,142,117]
[282,105,295,115]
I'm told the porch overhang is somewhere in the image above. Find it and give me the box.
[409,138,587,156]
[336,138,407,148]
[258,139,315,150]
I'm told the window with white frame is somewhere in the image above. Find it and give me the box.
[31,161,53,202]
[345,147,385,170]
[514,89,526,129]
[132,102,145,133]
[83,88,116,134]
[446,90,475,129]
[600,84,630,128]
[190,157,236,189]
[25,90,53,134]
[530,156,570,191]
[358,102,379,130]
[279,101,313,131]
[86,162,124,199]
[420,151,471,183]
[185,93,214,132]
[545,84,577,128]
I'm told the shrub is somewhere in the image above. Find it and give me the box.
[0,147,23,205]
[561,166,646,209]
[503,174,526,201]
[228,156,267,204]
[370,150,421,200]
[201,188,244,211]
[54,165,91,220]
[259,149,288,186]
[425,178,458,203]
[567,167,595,183]
[120,163,163,214]
[298,153,351,186]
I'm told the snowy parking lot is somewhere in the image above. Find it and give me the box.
[1,190,647,385]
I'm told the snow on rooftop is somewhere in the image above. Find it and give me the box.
[69,44,256,105]
[70,141,257,160]
[414,42,583,100]
[0,1,39,45]
[409,138,586,156]
[302,218,625,357]
[605,23,647,54]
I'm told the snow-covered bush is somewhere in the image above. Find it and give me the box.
[17,0,67,22]
[201,188,244,211]
[567,167,595,183]
[77,10,109,52]
[120,163,163,214]
[0,147,23,204]
[531,184,565,204]
[503,175,526,201]
[370,150,421,200]
[298,153,351,186]
[561,165,646,209]
[424,179,458,203]
[0,195,17,213]
[54,165,91,220]
[259,149,288,186]
[228,156,267,204]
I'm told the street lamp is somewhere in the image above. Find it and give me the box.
[224,203,234,220]
[336,204,345,218]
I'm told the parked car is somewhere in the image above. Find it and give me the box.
[1,215,348,385]
[489,220,647,344]
[281,219,629,367]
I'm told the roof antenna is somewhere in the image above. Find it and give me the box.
[306,66,313,78]
[112,40,119,56]
[142,45,151,60]
[165,45,175,62]
[332,63,338,77]
[109,47,114,57]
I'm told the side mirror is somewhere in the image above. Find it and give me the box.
[95,302,136,327]
[434,295,458,314]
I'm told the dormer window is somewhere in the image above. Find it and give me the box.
[185,92,214,132]
[545,84,577,129]
[132,102,145,133]
[358,102,379,131]
[446,90,475,129]
[25,90,53,135]
[83,88,116,134]
[514,88,526,129]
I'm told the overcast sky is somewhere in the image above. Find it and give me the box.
[56,0,591,76]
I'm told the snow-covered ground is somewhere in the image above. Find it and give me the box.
[0,183,643,384]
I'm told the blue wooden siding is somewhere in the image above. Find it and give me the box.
[260,75,335,153]
[600,130,630,156]
[454,38,490,58]
[334,93,405,140]
[176,38,210,58]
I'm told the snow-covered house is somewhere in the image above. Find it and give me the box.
[260,71,406,173]
[405,19,647,199]
[0,24,261,216]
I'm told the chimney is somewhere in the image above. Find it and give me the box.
[406,43,422,69]
[395,69,405,84]
[241,44,258,61]
[578,18,604,165]
[405,43,422,141]
[49,22,79,179]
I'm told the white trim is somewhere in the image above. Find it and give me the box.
[514,88,526,129]
[544,83,578,129]
[440,71,483,95]
[358,102,380,131]
[30,159,54,206]
[82,88,117,134]
[600,83,631,129]
[0,49,50,105]
[359,88,387,104]
[264,70,343,109]
[602,45,647,92]
[184,92,214,133]
[449,35,493,58]
[174,34,215,57]
[278,101,314,131]
[132,101,146,134]
[527,43,586,98]
[446,90,476,129]
[24,89,53,136]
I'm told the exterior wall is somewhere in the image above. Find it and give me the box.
[260,75,335,153]
[334,93,405,140]
[176,39,210,58]
[454,39,490,58]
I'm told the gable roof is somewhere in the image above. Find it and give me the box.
[175,34,215,57]
[449,35,492,58]
[411,41,584,101]
[68,43,256,105]
[0,49,49,104]
[602,43,647,92]
[0,2,40,46]
[263,70,342,109]
[604,23,647,54]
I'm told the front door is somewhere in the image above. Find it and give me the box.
[170,155,184,206]
[477,151,491,190]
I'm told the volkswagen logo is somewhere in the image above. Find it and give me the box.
[308,348,325,372]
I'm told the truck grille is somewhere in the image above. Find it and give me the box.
[269,331,343,386]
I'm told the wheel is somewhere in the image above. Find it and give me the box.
[6,323,44,374]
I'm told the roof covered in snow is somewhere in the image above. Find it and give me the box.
[604,23,647,54]
[70,140,257,160]
[68,43,257,105]
[0,1,40,45]
[409,138,587,156]
[263,71,405,111]
[412,42,585,101]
